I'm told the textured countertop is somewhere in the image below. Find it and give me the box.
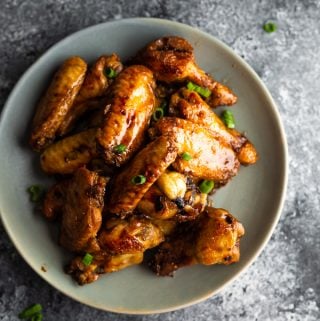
[0,0,319,320]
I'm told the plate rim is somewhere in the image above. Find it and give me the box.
[0,17,288,314]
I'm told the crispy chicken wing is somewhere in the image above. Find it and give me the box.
[67,216,164,285]
[30,56,87,151]
[40,128,98,174]
[149,207,245,276]
[134,36,237,107]
[60,168,107,252]
[97,65,156,166]
[107,135,180,216]
[58,54,123,135]
[154,117,240,183]
[169,88,258,165]
[137,173,207,221]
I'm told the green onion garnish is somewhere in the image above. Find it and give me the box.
[104,67,117,78]
[222,110,235,129]
[131,175,146,185]
[82,253,93,266]
[186,81,211,98]
[199,180,215,194]
[27,185,44,203]
[263,22,277,33]
[18,304,42,319]
[152,108,164,121]
[181,152,192,161]
[31,314,43,321]
[113,144,127,154]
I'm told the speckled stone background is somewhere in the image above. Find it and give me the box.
[0,0,319,320]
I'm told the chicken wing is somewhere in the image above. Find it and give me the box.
[40,128,98,174]
[97,65,156,166]
[149,207,245,276]
[30,56,87,151]
[137,173,207,221]
[134,36,237,107]
[58,54,123,135]
[154,117,240,183]
[169,88,258,165]
[67,215,164,285]
[59,168,107,252]
[107,135,180,216]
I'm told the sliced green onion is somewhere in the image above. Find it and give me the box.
[131,175,146,185]
[18,304,42,319]
[199,180,214,194]
[181,152,192,161]
[113,144,127,154]
[27,185,44,203]
[152,108,164,121]
[222,110,235,129]
[82,253,93,266]
[263,22,277,33]
[31,314,43,321]
[104,67,117,78]
[186,81,211,98]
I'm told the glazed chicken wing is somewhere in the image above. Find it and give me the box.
[30,56,87,151]
[169,88,258,165]
[58,54,123,135]
[61,168,107,252]
[40,128,98,174]
[134,36,237,107]
[149,207,245,276]
[137,172,207,221]
[67,216,164,285]
[107,135,180,216]
[154,117,240,183]
[97,65,156,166]
[43,168,107,252]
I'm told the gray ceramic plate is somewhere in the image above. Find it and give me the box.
[0,18,287,314]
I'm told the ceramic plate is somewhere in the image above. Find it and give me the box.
[0,18,287,314]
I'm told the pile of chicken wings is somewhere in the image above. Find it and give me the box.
[29,36,258,285]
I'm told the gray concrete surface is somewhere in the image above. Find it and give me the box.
[0,0,319,320]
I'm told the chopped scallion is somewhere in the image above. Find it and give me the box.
[113,144,127,154]
[152,108,164,121]
[131,175,146,185]
[263,22,277,33]
[186,81,211,98]
[82,253,93,266]
[181,152,192,161]
[104,67,117,78]
[18,304,42,319]
[27,185,44,203]
[31,314,43,321]
[199,180,214,194]
[222,110,235,129]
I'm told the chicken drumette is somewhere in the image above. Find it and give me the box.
[149,206,245,276]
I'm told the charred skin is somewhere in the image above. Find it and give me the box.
[30,56,87,151]
[169,89,258,165]
[59,168,107,253]
[134,36,237,107]
[97,65,156,167]
[58,54,123,135]
[154,117,240,183]
[149,207,245,276]
[40,128,98,175]
[107,135,180,216]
